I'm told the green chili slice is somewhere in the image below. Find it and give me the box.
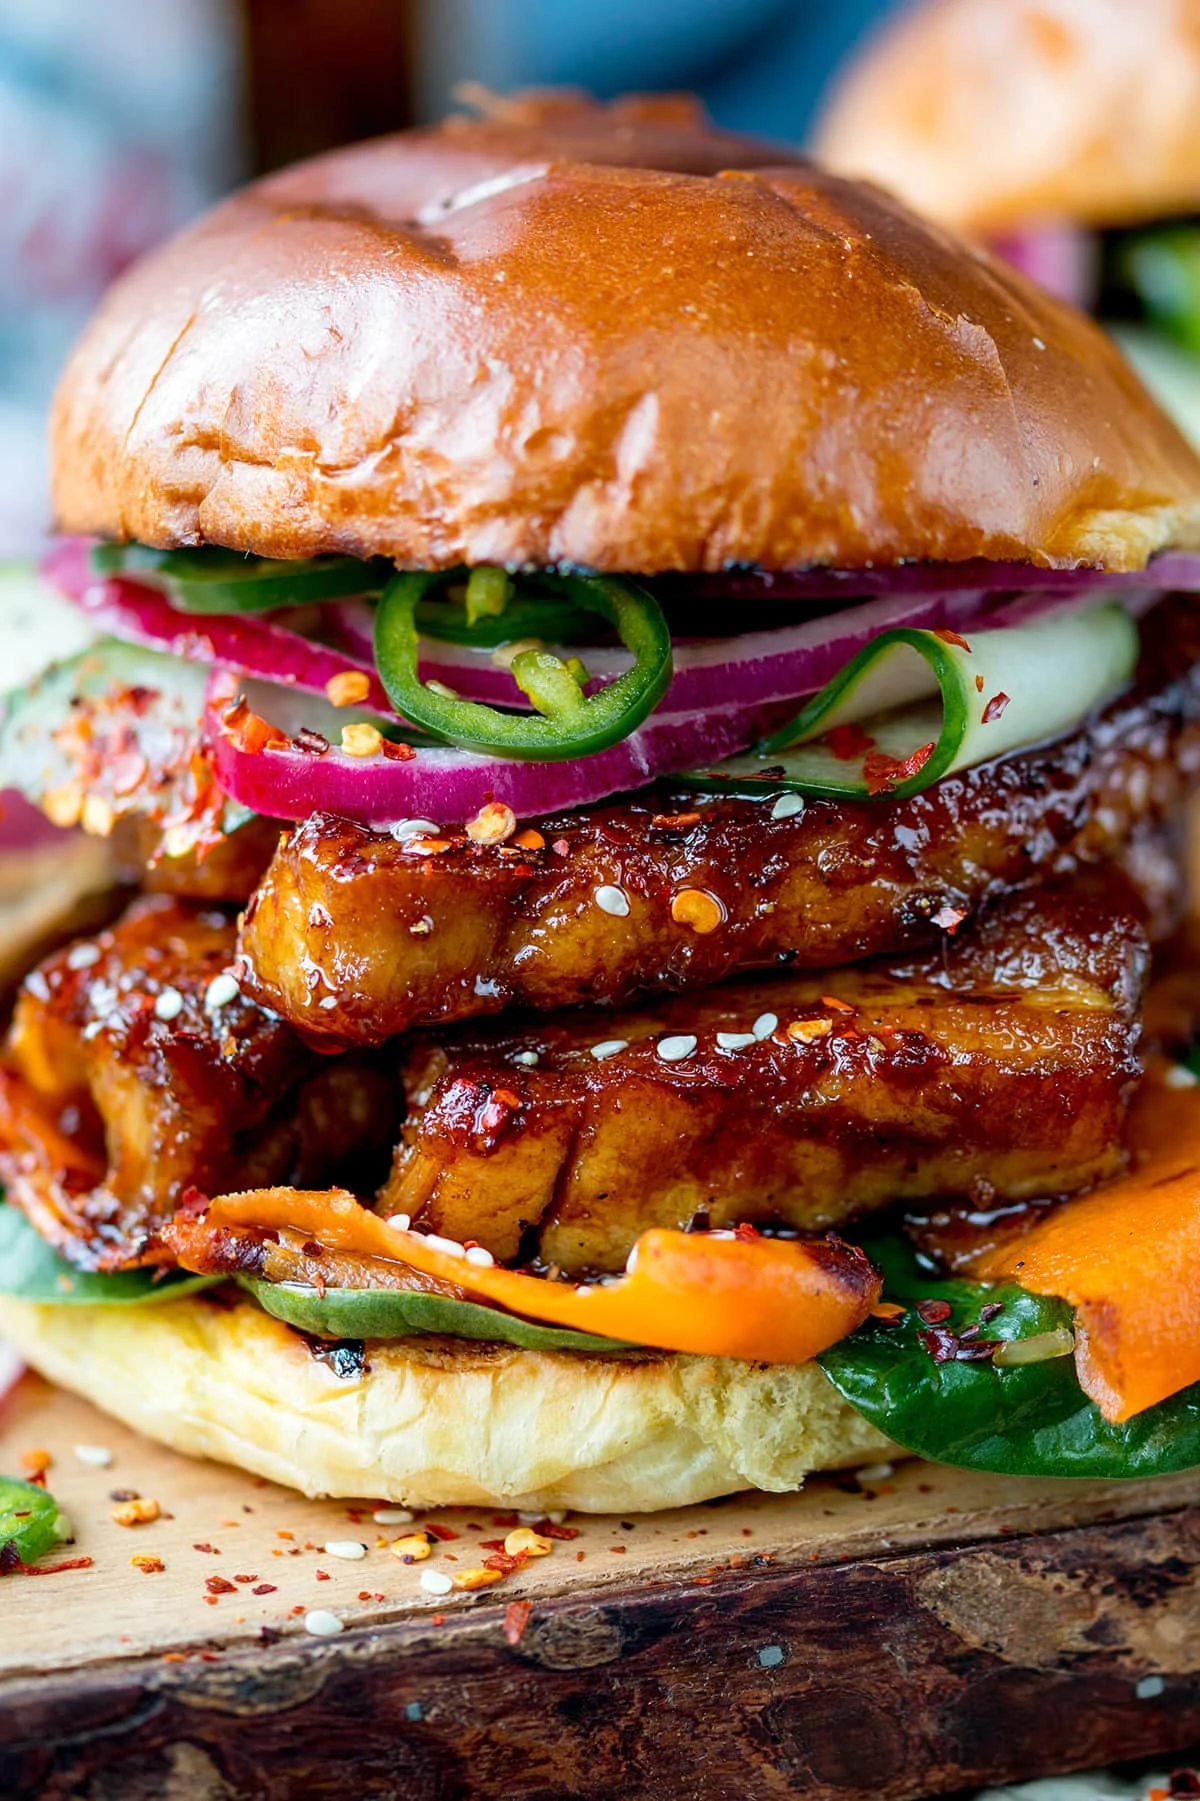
[374,570,673,759]
[0,1476,71,1564]
[1116,226,1200,357]
[678,604,1137,801]
[92,543,392,614]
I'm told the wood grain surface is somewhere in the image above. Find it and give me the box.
[3,1372,1200,1799]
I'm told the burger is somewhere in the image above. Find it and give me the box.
[814,0,1200,448]
[2,90,1200,1513]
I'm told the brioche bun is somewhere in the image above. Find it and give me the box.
[52,92,1200,577]
[815,0,1200,234]
[0,1292,893,1511]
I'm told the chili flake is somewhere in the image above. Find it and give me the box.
[862,740,936,796]
[670,889,726,935]
[340,723,383,758]
[325,671,371,708]
[466,802,518,845]
[934,628,972,652]
[503,1600,533,1646]
[916,1300,952,1325]
[112,1497,160,1528]
[981,692,1011,724]
[131,1555,165,1575]
[824,722,875,761]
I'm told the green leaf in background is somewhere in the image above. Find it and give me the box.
[242,1277,637,1354]
[0,1204,220,1306]
[818,1232,1200,1480]
[0,1476,71,1565]
[1118,226,1200,356]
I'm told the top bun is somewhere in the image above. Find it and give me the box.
[52,90,1200,575]
[815,0,1200,234]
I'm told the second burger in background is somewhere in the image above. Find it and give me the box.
[815,0,1200,446]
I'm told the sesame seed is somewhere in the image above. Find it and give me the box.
[372,1508,414,1525]
[423,1234,467,1259]
[304,1609,345,1637]
[66,943,102,972]
[1032,336,1046,351]
[153,988,184,1023]
[204,972,240,1013]
[319,996,338,1010]
[426,681,458,701]
[73,1443,113,1468]
[594,884,630,917]
[323,1540,368,1561]
[752,1013,778,1039]
[770,792,805,821]
[390,819,441,842]
[1166,1064,1199,1088]
[1135,1675,1165,1700]
[420,1569,454,1596]
[386,1214,412,1232]
[716,1031,757,1051]
[518,1509,568,1525]
[657,1034,697,1062]
[514,1050,539,1067]
[465,1245,495,1268]
[590,1039,628,1061]
[855,1462,895,1482]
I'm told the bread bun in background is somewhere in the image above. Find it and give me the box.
[814,0,1200,234]
[52,92,1200,578]
[0,1292,894,1512]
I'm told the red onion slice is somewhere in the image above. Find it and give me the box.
[0,791,70,851]
[406,583,1136,715]
[206,674,773,824]
[987,222,1099,311]
[45,540,397,718]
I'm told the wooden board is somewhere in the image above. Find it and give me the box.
[2,1372,1199,1799]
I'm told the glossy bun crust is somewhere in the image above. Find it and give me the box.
[0,1292,893,1512]
[52,92,1200,575]
[815,0,1200,234]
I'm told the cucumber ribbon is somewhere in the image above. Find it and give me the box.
[680,604,1139,801]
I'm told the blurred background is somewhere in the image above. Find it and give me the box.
[1,0,893,557]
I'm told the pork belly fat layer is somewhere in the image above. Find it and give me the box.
[384,878,1148,1274]
[3,895,399,1265]
[238,596,1200,1046]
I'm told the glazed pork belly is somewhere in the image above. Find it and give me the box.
[0,895,399,1267]
[237,596,1200,1046]
[383,875,1148,1273]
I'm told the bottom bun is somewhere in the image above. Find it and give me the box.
[0,1292,895,1512]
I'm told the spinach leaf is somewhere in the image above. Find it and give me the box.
[0,1201,635,1351]
[241,1277,637,1354]
[818,1232,1200,1479]
[0,1204,220,1306]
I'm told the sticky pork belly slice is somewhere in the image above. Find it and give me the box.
[1,894,399,1267]
[236,595,1200,1047]
[382,876,1149,1275]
